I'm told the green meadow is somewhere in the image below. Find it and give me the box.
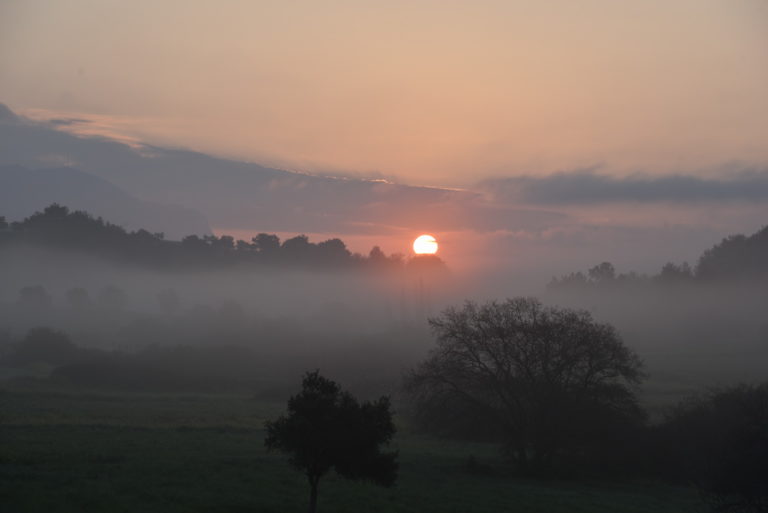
[0,382,700,513]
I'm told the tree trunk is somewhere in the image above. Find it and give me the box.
[308,476,319,513]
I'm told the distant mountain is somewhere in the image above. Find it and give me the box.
[0,165,210,239]
[0,103,561,235]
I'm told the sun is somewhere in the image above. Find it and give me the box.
[413,234,438,255]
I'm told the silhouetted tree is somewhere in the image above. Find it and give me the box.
[181,234,208,249]
[265,371,397,513]
[406,253,448,274]
[316,238,351,266]
[213,235,235,251]
[696,226,768,281]
[659,383,768,513]
[405,297,645,474]
[368,246,387,264]
[252,233,280,254]
[658,262,694,283]
[235,239,253,252]
[588,261,616,283]
[547,271,588,290]
[0,215,7,230]
[281,234,314,264]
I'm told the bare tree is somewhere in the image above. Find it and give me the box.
[404,297,645,473]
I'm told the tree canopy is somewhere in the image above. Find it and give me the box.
[0,204,405,271]
[405,297,646,474]
[265,371,397,513]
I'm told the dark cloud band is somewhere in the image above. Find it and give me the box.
[482,169,768,204]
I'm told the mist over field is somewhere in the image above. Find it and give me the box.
[1,208,765,404]
[2,2,767,511]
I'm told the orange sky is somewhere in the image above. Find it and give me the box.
[2,0,767,186]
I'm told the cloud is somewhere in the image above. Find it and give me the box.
[0,103,19,123]
[482,168,768,205]
[3,103,766,282]
[48,117,92,127]
[0,164,211,238]
[0,103,565,237]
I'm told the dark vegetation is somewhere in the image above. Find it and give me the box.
[1,306,766,511]
[402,300,768,510]
[657,384,768,513]
[543,224,768,398]
[0,324,417,396]
[1,315,764,512]
[265,371,397,513]
[405,298,646,477]
[0,384,699,513]
[0,204,406,271]
[548,224,768,290]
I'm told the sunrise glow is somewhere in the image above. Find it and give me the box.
[413,234,438,255]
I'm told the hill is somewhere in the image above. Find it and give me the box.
[0,165,210,239]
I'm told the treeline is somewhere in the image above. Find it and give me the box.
[0,327,256,392]
[0,204,404,271]
[0,322,419,397]
[548,224,768,290]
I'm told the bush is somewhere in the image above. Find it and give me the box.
[658,383,768,512]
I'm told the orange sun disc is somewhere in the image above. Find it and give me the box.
[413,234,438,254]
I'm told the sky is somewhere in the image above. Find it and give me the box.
[2,0,767,186]
[1,0,768,290]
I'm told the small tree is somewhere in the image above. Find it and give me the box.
[265,371,397,513]
[405,297,645,474]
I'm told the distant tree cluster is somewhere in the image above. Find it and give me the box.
[0,204,405,271]
[0,326,260,391]
[14,284,129,313]
[548,225,768,291]
[3,327,81,367]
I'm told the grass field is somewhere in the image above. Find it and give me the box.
[0,382,701,513]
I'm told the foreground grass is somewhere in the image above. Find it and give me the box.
[0,383,700,513]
